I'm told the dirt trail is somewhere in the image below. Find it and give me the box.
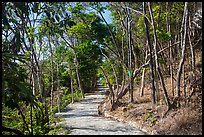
[55,91,147,135]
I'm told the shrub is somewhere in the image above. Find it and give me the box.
[143,112,157,125]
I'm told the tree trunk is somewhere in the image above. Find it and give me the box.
[188,18,195,72]
[148,2,171,107]
[140,68,146,97]
[74,51,85,99]
[154,70,160,103]
[127,5,134,103]
[68,64,74,104]
[166,2,174,97]
[176,2,188,98]
[59,35,85,99]
[57,63,60,90]
[30,104,33,135]
[48,32,54,112]
[30,45,36,135]
[140,49,148,97]
[188,15,195,97]
[143,2,156,104]
[183,65,186,97]
[17,105,30,134]
[30,33,49,125]
[99,66,115,110]
[99,47,119,102]
[116,59,150,102]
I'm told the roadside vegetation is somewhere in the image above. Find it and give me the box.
[2,2,202,135]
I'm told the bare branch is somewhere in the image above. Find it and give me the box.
[121,6,152,25]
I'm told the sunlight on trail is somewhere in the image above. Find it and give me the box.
[55,91,147,135]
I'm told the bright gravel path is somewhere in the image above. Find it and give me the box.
[55,91,147,135]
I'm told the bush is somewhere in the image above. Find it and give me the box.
[143,112,157,125]
[59,91,82,112]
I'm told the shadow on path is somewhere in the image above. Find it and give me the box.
[55,91,147,135]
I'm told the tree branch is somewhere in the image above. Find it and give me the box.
[121,5,152,26]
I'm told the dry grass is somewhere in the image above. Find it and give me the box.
[156,106,202,135]
[100,70,202,135]
[99,50,202,135]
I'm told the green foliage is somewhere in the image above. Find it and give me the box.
[143,112,157,125]
[144,113,152,121]
[46,124,71,135]
[76,40,102,92]
[26,26,35,39]
[2,52,36,109]
[68,22,91,39]
[3,1,196,135]
[100,59,115,85]
[156,29,171,41]
[2,2,105,135]
[67,2,85,14]
[127,103,133,109]
[136,16,145,37]
[2,101,50,135]
[59,91,82,112]
[2,105,23,135]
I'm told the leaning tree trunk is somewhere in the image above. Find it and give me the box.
[99,66,115,110]
[99,47,118,105]
[143,2,156,104]
[148,2,171,107]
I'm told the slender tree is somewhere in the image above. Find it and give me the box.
[148,2,171,107]
[175,2,188,98]
[143,2,156,104]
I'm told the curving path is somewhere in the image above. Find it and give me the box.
[55,90,147,135]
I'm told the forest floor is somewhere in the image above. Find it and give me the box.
[100,87,202,135]
[99,66,202,135]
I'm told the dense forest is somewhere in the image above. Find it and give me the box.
[2,2,202,135]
